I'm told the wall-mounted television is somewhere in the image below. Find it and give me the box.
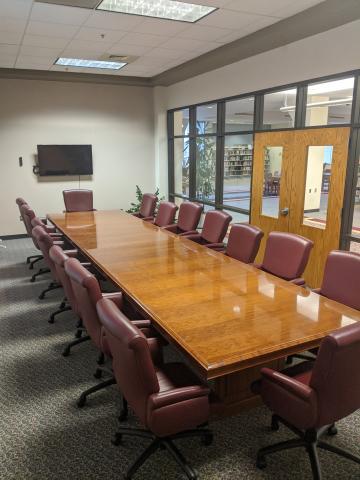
[37,145,93,176]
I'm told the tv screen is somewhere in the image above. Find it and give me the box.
[37,145,93,176]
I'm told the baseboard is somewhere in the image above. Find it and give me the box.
[1,234,29,240]
[304,208,320,213]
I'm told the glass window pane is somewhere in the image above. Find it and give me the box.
[223,134,252,211]
[263,89,297,130]
[173,108,189,136]
[261,146,283,217]
[303,146,333,229]
[305,77,354,126]
[196,136,216,201]
[223,209,249,223]
[174,137,190,196]
[225,97,254,132]
[196,104,217,134]
[351,159,360,237]
[350,241,360,253]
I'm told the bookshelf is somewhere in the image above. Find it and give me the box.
[224,145,253,178]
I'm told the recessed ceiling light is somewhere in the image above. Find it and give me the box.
[96,0,217,23]
[55,57,127,69]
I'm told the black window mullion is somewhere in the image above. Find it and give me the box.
[167,111,174,201]
[189,106,197,200]
[216,101,225,208]
[295,85,306,128]
[254,94,263,131]
[351,75,360,125]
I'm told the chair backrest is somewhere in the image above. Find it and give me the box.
[31,217,47,230]
[16,197,27,207]
[177,202,203,232]
[31,226,58,280]
[64,257,104,349]
[49,245,79,315]
[154,201,178,227]
[63,189,94,212]
[226,224,264,263]
[139,193,157,218]
[201,210,232,244]
[21,204,35,237]
[310,321,360,427]
[261,232,313,280]
[319,250,360,311]
[96,297,159,427]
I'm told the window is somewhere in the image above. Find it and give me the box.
[263,89,297,130]
[196,104,217,134]
[305,77,354,126]
[303,146,333,229]
[261,146,283,218]
[195,136,216,202]
[223,134,253,211]
[174,138,190,196]
[225,97,254,133]
[174,108,190,136]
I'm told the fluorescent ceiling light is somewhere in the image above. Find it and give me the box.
[55,57,126,69]
[96,0,216,23]
[280,97,353,112]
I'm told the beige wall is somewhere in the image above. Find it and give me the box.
[0,79,155,236]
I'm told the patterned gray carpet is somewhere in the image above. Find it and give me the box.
[1,238,360,479]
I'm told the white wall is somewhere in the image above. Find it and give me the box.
[0,79,155,235]
[153,19,360,196]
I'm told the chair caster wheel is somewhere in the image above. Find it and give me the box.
[75,330,82,339]
[118,409,128,422]
[256,456,267,469]
[327,425,338,436]
[271,416,280,431]
[285,356,293,365]
[48,316,55,324]
[30,277,35,283]
[111,434,122,446]
[39,293,45,300]
[77,396,86,408]
[62,347,70,357]
[201,432,213,446]
[94,369,102,379]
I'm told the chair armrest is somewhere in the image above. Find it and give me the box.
[132,212,141,218]
[142,216,154,222]
[146,337,164,365]
[131,319,152,329]
[180,230,198,236]
[63,249,78,258]
[290,278,306,286]
[102,291,123,309]
[261,368,313,401]
[149,385,210,410]
[205,242,225,250]
[162,224,177,233]
[183,233,202,243]
[252,262,262,269]
[53,241,65,246]
[312,288,321,294]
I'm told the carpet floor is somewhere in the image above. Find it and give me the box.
[1,238,360,479]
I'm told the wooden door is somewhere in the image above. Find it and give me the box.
[251,127,350,287]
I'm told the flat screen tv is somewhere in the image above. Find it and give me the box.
[37,145,93,176]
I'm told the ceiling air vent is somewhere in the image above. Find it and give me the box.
[99,54,139,64]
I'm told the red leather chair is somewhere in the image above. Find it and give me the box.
[31,225,63,299]
[222,224,264,263]
[132,193,157,219]
[143,201,178,227]
[19,204,45,270]
[254,322,360,479]
[256,231,313,286]
[163,201,203,235]
[63,189,94,212]
[183,210,232,249]
[96,297,213,479]
[64,258,151,407]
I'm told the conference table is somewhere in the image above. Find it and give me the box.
[48,209,360,417]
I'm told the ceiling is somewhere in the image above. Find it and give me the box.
[0,0,324,78]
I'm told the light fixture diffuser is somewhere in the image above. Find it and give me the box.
[96,0,216,23]
[55,57,127,69]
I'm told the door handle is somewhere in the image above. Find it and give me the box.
[280,207,289,216]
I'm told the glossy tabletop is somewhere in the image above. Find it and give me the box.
[49,210,360,380]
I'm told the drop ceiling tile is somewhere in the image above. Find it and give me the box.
[274,0,324,18]
[159,36,218,52]
[107,43,153,56]
[132,57,173,68]
[198,8,268,30]
[143,47,181,59]
[0,0,32,19]
[19,45,63,58]
[30,2,92,25]
[132,18,189,37]
[120,64,153,74]
[61,47,107,58]
[16,56,54,67]
[0,31,23,44]
[16,63,51,70]
[85,11,144,31]
[0,54,16,67]
[188,0,231,6]
[65,38,114,52]
[0,44,19,55]
[119,32,170,47]
[74,26,127,43]
[243,15,281,34]
[224,0,294,16]
[26,21,79,38]
[177,24,233,42]
[22,34,70,48]
[215,29,248,44]
[0,17,27,33]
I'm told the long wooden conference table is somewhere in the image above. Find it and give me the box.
[49,210,360,417]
